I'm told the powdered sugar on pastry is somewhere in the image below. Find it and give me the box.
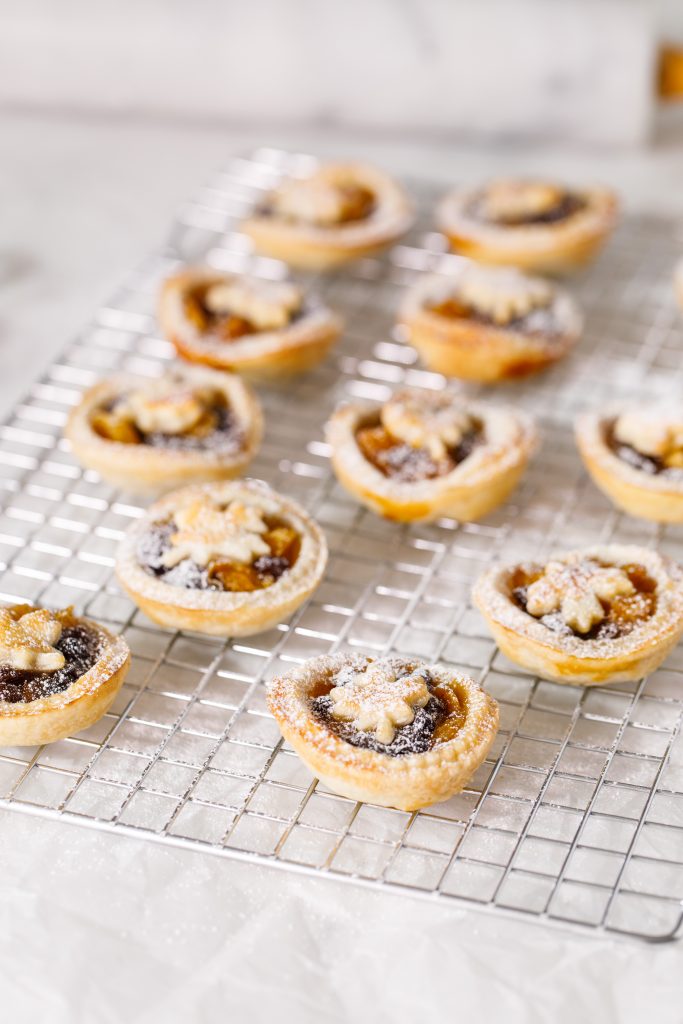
[0,607,65,672]
[204,278,302,331]
[381,389,473,460]
[329,658,431,745]
[162,497,270,568]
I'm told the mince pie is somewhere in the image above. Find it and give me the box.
[436,178,618,274]
[116,480,327,636]
[326,387,537,522]
[241,162,414,270]
[0,604,130,746]
[267,653,498,810]
[399,264,583,381]
[577,409,683,523]
[66,365,262,495]
[473,545,683,686]
[160,268,342,377]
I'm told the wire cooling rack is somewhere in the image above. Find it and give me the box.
[1,148,683,943]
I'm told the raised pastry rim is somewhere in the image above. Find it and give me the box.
[241,161,415,268]
[65,364,263,494]
[267,652,499,811]
[399,269,583,381]
[159,267,343,374]
[326,395,537,523]
[473,544,683,685]
[115,479,328,637]
[0,610,130,746]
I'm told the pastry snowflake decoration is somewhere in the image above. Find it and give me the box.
[458,266,552,326]
[381,389,473,461]
[329,659,431,745]
[0,608,65,672]
[480,180,564,222]
[271,174,349,227]
[162,498,271,568]
[526,560,635,634]
[614,411,683,465]
[204,278,302,331]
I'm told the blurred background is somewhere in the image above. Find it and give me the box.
[2,0,683,396]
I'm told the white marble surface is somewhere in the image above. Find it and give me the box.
[2,112,683,1021]
[0,0,657,144]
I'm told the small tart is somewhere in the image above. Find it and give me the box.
[576,409,683,523]
[116,480,328,637]
[0,604,130,746]
[399,265,583,381]
[159,268,343,377]
[267,653,498,810]
[241,162,414,270]
[326,388,537,523]
[66,365,262,495]
[473,545,683,686]
[436,178,618,274]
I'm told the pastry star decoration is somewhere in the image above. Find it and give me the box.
[272,174,348,226]
[205,278,302,331]
[482,180,563,222]
[526,560,635,634]
[329,660,431,745]
[458,267,551,326]
[381,390,472,461]
[162,498,270,569]
[124,378,207,436]
[0,608,65,672]
[614,412,683,462]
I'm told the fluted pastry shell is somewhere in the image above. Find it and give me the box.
[576,411,683,523]
[160,267,343,377]
[326,395,537,523]
[0,608,130,746]
[242,162,414,270]
[66,364,262,496]
[436,182,618,275]
[267,652,499,811]
[116,479,327,637]
[473,544,683,686]
[399,268,583,382]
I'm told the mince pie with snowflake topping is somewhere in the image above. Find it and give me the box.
[241,162,414,270]
[326,387,537,522]
[577,409,683,522]
[0,604,130,746]
[116,480,327,636]
[399,264,583,381]
[66,365,262,494]
[473,545,683,686]
[436,178,617,274]
[267,653,498,810]
[160,268,343,377]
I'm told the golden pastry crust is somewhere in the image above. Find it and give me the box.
[267,653,499,811]
[576,411,683,523]
[65,365,263,496]
[399,266,583,382]
[116,479,328,637]
[159,268,343,377]
[326,391,537,523]
[0,607,130,746]
[473,545,683,686]
[242,162,414,270]
[436,180,618,274]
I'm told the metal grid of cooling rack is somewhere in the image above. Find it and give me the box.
[1,148,683,943]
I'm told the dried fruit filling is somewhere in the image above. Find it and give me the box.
[138,517,301,592]
[472,191,585,227]
[606,420,683,477]
[184,284,257,341]
[510,561,657,640]
[356,418,481,484]
[92,393,243,452]
[0,623,104,704]
[310,668,465,756]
